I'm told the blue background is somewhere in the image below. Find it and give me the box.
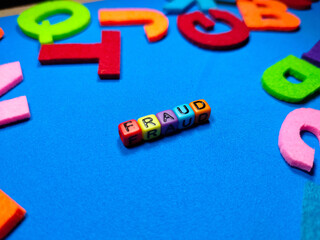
[1,0,320,239]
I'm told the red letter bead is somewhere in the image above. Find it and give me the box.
[118,119,143,147]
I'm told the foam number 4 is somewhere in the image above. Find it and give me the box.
[177,9,250,50]
[262,55,320,103]
[99,9,169,43]
[279,108,320,172]
[17,1,90,44]
[0,62,30,127]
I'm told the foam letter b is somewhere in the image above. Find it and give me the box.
[237,0,300,31]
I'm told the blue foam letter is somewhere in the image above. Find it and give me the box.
[164,0,217,13]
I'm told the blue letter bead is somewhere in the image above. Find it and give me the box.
[172,104,195,129]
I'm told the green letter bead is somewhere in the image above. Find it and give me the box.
[17,1,91,44]
[262,55,320,103]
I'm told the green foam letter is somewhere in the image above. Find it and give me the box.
[262,55,320,103]
[17,1,91,44]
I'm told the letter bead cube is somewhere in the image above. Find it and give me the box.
[118,119,143,147]
[189,99,211,124]
[137,114,161,140]
[156,110,178,136]
[172,104,195,129]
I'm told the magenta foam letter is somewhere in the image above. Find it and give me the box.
[0,61,23,96]
[278,108,320,172]
[0,61,30,127]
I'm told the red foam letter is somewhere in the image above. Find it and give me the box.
[0,28,4,39]
[177,9,250,50]
[278,0,312,10]
[38,31,121,79]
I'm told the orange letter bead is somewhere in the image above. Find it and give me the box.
[237,0,300,31]
[189,99,211,124]
[118,119,143,147]
[0,190,26,239]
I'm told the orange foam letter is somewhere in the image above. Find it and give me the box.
[237,0,300,31]
[0,190,26,239]
[0,28,4,39]
[99,9,169,42]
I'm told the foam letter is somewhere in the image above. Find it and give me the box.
[0,96,31,126]
[0,62,23,96]
[164,0,216,13]
[17,1,90,44]
[38,31,121,79]
[278,0,312,10]
[0,190,26,239]
[0,28,4,40]
[302,41,320,68]
[262,55,320,103]
[177,9,250,50]
[279,108,320,172]
[0,62,30,127]
[99,9,168,42]
[237,0,300,31]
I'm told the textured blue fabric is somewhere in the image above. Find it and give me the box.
[302,182,320,240]
[0,1,319,239]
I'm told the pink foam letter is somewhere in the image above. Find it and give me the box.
[278,108,320,172]
[0,61,30,127]
[0,96,30,126]
[0,61,23,96]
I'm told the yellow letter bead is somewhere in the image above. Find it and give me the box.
[137,114,161,140]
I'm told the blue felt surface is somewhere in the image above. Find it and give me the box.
[301,181,320,240]
[1,1,320,239]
